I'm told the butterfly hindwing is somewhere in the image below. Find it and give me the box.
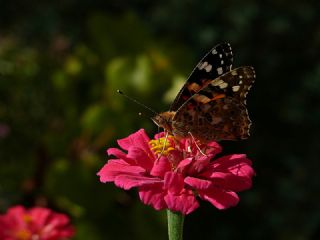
[170,43,233,111]
[172,67,255,142]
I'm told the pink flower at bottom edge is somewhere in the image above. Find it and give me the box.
[0,205,75,240]
[97,129,255,215]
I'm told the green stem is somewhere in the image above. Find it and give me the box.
[167,210,185,240]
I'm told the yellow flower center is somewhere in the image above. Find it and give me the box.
[23,214,32,224]
[15,229,32,240]
[149,135,175,155]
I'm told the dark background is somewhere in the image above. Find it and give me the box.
[1,0,320,239]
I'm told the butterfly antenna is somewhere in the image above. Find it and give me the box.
[117,90,158,116]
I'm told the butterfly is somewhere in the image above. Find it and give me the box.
[152,43,255,143]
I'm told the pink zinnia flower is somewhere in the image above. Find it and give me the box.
[0,205,75,240]
[98,129,255,215]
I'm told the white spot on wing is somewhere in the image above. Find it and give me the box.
[216,67,223,75]
[212,49,217,54]
[198,61,208,70]
[232,86,240,92]
[211,79,224,86]
[204,64,212,72]
[219,82,228,89]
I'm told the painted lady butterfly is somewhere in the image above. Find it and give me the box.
[152,43,255,142]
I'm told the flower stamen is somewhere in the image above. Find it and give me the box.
[149,135,175,155]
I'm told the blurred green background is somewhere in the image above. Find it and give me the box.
[1,0,320,239]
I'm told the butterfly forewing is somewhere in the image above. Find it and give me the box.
[170,43,233,111]
[195,66,255,102]
[171,66,255,142]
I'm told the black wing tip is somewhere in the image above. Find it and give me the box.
[212,42,232,51]
[216,42,232,47]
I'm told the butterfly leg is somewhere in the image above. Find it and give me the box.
[188,132,207,156]
[156,131,169,162]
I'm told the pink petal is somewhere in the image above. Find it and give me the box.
[164,172,184,194]
[139,184,167,210]
[227,160,255,179]
[188,155,211,175]
[0,206,74,239]
[199,188,239,210]
[117,129,153,158]
[202,154,255,191]
[150,156,171,178]
[127,146,154,171]
[164,190,199,215]
[210,154,252,170]
[97,160,146,183]
[29,207,51,228]
[176,158,192,173]
[169,150,184,166]
[153,132,166,139]
[33,210,74,238]
[117,129,147,149]
[107,148,135,164]
[205,141,222,156]
[114,175,163,190]
[207,172,253,191]
[184,177,212,190]
[47,213,70,227]
[0,206,26,229]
